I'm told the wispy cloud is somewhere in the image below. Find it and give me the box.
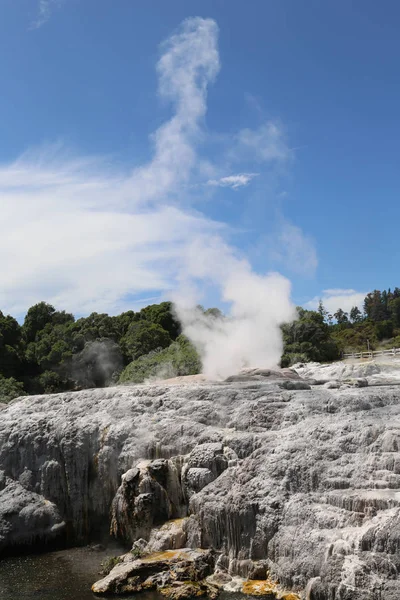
[207,173,258,190]
[305,289,368,315]
[236,121,291,163]
[323,288,359,296]
[268,219,318,277]
[30,0,63,29]
[1,18,222,316]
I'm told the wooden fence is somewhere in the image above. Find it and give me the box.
[343,348,400,360]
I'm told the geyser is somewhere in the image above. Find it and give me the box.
[173,236,296,380]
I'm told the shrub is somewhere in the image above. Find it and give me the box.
[0,376,25,403]
[119,335,201,384]
[100,556,123,576]
[281,353,310,368]
[121,321,171,362]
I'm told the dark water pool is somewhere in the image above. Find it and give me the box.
[0,546,247,600]
[0,546,159,600]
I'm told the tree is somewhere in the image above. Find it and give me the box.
[37,370,67,394]
[317,300,328,322]
[375,320,394,341]
[334,308,349,325]
[22,302,74,343]
[113,311,136,339]
[0,344,22,379]
[72,312,119,343]
[281,308,340,366]
[0,375,25,403]
[0,311,23,379]
[364,290,388,322]
[390,297,400,328]
[25,323,73,371]
[349,306,362,323]
[52,310,75,327]
[119,335,201,384]
[137,302,181,340]
[22,302,57,343]
[121,321,171,362]
[0,312,21,347]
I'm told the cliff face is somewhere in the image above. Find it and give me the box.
[1,365,400,598]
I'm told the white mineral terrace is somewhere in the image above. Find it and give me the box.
[1,361,400,599]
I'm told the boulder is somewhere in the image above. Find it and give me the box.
[0,471,65,553]
[110,457,186,543]
[146,519,188,552]
[92,548,215,595]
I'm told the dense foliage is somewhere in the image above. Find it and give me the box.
[1,287,397,401]
[281,287,400,366]
[328,288,400,353]
[119,335,202,384]
[0,375,25,403]
[281,307,340,367]
[0,301,184,401]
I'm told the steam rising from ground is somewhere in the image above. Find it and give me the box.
[173,237,296,379]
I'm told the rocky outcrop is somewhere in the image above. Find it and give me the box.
[2,364,400,597]
[0,470,65,554]
[146,518,188,552]
[110,457,186,543]
[294,358,400,385]
[92,548,217,597]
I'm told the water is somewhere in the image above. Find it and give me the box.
[0,546,247,600]
[0,546,159,600]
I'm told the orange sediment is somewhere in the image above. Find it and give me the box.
[242,579,300,599]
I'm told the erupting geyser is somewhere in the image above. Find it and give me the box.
[173,237,296,379]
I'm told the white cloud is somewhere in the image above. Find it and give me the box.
[269,220,318,277]
[30,0,63,29]
[323,288,358,296]
[1,18,222,316]
[236,121,291,162]
[207,173,258,189]
[305,289,367,315]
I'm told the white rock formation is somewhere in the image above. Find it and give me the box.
[1,367,400,598]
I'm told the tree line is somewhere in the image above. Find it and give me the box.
[1,288,398,402]
[0,301,197,402]
[282,287,400,367]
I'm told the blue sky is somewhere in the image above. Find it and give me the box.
[1,0,400,318]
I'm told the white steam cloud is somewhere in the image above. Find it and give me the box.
[2,17,299,378]
[173,237,296,379]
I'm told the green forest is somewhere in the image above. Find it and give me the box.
[1,288,400,403]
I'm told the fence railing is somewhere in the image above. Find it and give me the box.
[343,348,400,360]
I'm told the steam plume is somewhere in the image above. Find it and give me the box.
[173,237,296,379]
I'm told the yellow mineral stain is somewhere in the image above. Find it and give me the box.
[158,518,186,530]
[242,580,276,596]
[242,580,300,600]
[141,548,206,564]
[140,550,186,563]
